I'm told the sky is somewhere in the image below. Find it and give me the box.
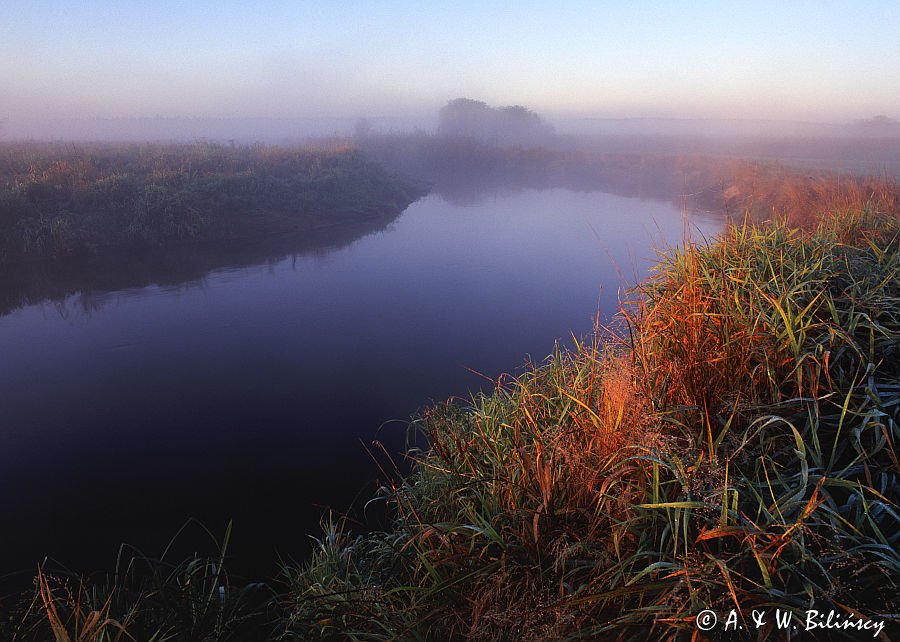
[2,0,899,127]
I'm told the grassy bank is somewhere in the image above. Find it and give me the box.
[0,141,426,263]
[281,185,899,639]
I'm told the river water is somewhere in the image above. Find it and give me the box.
[0,187,721,579]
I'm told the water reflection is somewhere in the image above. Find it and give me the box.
[0,212,402,318]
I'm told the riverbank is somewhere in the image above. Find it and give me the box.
[282,179,899,640]
[0,141,427,263]
[2,169,897,641]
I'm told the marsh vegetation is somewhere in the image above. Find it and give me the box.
[0,141,426,263]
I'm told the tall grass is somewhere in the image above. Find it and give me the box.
[281,187,899,640]
[719,163,900,230]
[6,522,273,642]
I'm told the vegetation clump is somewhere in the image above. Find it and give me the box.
[281,187,899,640]
[2,523,273,642]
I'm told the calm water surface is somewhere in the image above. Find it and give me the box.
[0,188,721,578]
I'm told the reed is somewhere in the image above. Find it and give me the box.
[7,522,273,642]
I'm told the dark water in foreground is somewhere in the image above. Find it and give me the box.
[0,188,721,580]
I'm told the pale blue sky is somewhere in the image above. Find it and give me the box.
[3,1,899,123]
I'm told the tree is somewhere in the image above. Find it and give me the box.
[438,98,493,139]
[437,98,554,146]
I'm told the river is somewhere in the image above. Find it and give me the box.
[0,187,722,579]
